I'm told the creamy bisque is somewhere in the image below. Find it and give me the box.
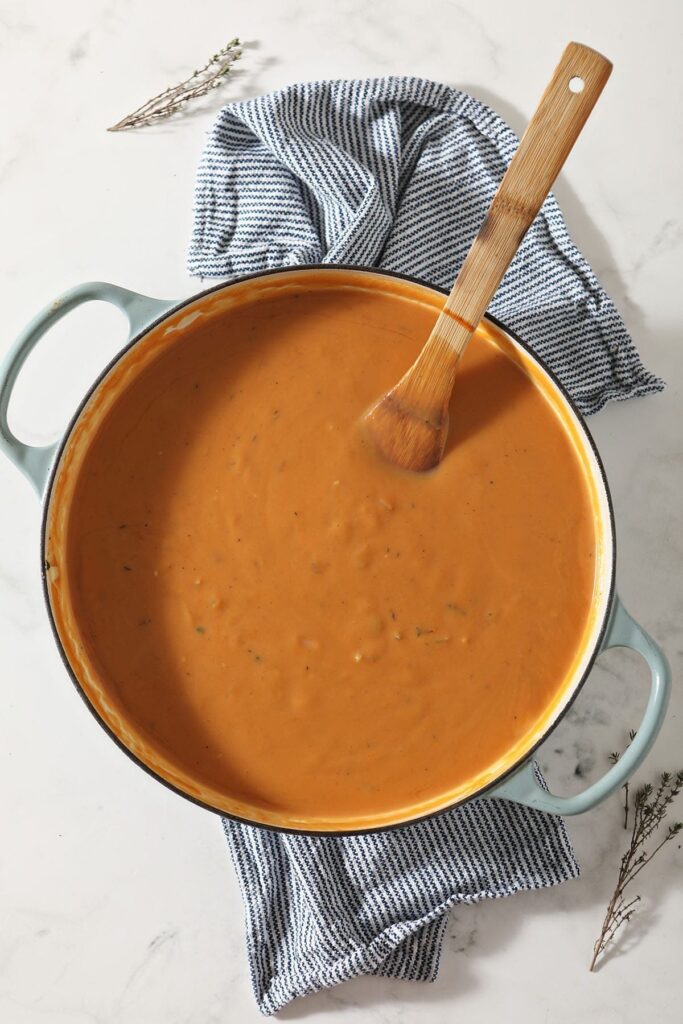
[48,273,599,829]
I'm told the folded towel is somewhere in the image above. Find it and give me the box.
[188,76,662,1015]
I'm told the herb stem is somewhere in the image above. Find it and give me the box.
[108,39,243,132]
[590,738,682,972]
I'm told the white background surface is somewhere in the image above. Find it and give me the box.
[1,1,681,1021]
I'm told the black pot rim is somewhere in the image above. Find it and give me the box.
[40,264,617,835]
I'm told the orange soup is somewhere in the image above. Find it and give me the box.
[48,273,598,828]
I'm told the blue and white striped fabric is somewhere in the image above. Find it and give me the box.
[189,77,662,1015]
[189,75,662,415]
[224,774,577,1015]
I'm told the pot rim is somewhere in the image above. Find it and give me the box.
[39,264,617,834]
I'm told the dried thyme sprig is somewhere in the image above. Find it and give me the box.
[608,728,637,829]
[108,39,243,132]
[590,743,682,972]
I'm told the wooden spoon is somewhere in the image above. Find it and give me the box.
[364,42,612,472]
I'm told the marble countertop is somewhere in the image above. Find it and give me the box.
[1,1,681,1021]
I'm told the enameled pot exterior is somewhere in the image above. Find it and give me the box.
[0,269,671,832]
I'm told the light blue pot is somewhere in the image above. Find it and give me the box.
[0,271,671,830]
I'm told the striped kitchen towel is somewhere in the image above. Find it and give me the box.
[188,76,663,1014]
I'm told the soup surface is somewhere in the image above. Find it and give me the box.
[51,273,598,828]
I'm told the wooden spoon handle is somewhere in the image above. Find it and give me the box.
[438,42,612,354]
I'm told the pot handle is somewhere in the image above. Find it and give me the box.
[0,282,176,497]
[485,595,671,815]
